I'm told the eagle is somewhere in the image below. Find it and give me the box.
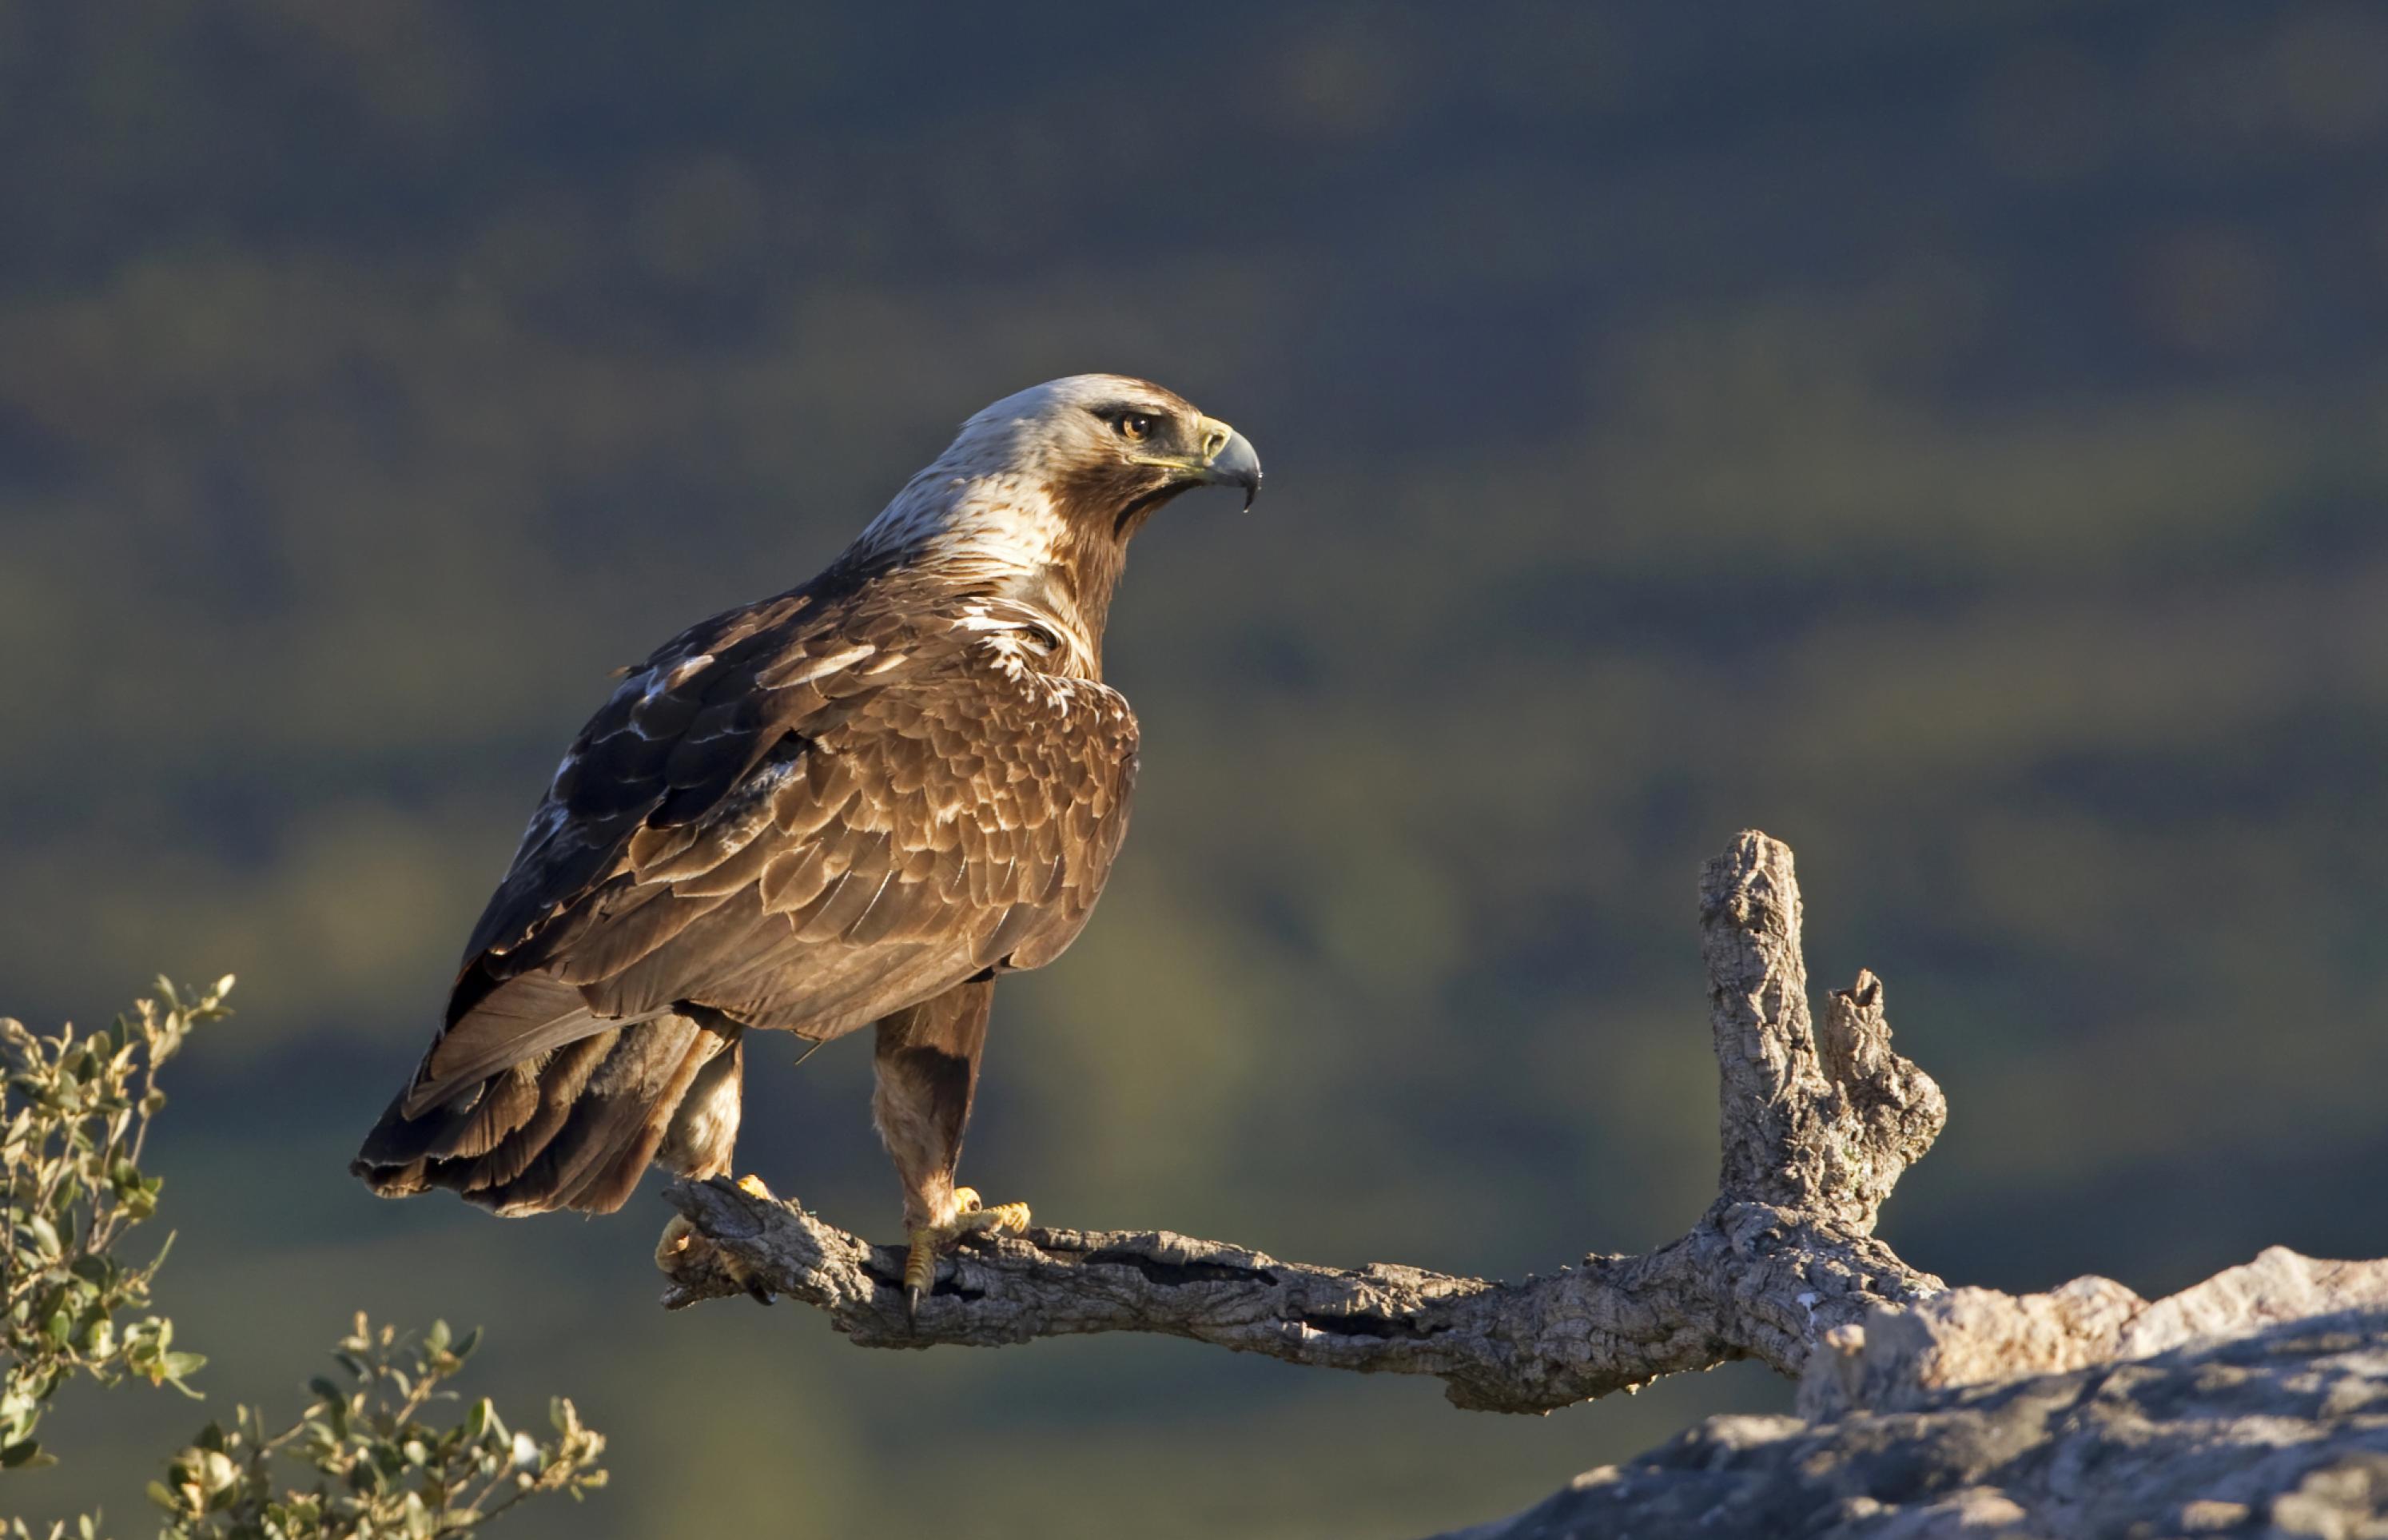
[353,375,1260,1308]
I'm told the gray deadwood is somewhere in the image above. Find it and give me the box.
[658,829,1952,1414]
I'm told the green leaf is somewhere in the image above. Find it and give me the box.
[161,1350,207,1391]
[0,1438,45,1467]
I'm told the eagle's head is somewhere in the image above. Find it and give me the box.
[854,374,1261,582]
[956,373,1262,525]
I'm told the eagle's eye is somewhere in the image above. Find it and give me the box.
[1114,412,1154,443]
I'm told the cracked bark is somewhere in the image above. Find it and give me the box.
[657,830,1949,1414]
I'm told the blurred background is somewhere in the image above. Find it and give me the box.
[5,2,2386,1534]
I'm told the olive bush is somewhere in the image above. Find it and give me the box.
[2,980,605,1540]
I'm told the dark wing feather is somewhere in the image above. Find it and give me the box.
[402,583,1136,1116]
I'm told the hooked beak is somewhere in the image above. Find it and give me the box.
[1194,417,1263,510]
[1125,415,1264,510]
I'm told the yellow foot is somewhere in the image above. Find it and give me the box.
[655,1212,699,1270]
[903,1187,1031,1318]
[656,1174,782,1304]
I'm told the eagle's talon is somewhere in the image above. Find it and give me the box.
[655,1212,698,1269]
[659,1184,782,1305]
[901,1192,1032,1319]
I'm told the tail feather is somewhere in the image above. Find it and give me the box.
[462,1029,620,1192]
[523,1012,698,1212]
[427,1062,542,1161]
[352,1012,742,1216]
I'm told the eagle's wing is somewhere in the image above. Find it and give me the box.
[400,588,1136,1118]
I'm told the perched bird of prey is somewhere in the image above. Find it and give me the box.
[353,375,1259,1307]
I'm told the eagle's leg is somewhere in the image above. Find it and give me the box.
[871,977,1028,1315]
[650,1025,779,1302]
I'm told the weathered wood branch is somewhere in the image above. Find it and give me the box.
[659,827,2388,1534]
[657,830,1950,1414]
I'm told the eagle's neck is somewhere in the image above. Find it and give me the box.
[848,469,1126,670]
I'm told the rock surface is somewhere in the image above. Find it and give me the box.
[1801,1249,2388,1419]
[1438,1251,2388,1540]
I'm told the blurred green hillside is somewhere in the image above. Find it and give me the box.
[5,2,2387,1536]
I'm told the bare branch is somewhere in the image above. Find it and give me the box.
[1700,833,1945,1228]
[658,830,1948,1413]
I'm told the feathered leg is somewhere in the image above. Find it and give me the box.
[656,1017,746,1181]
[872,976,1028,1315]
[647,1017,778,1301]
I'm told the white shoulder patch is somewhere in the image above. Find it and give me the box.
[772,643,876,689]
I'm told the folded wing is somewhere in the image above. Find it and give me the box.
[356,581,1136,1206]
